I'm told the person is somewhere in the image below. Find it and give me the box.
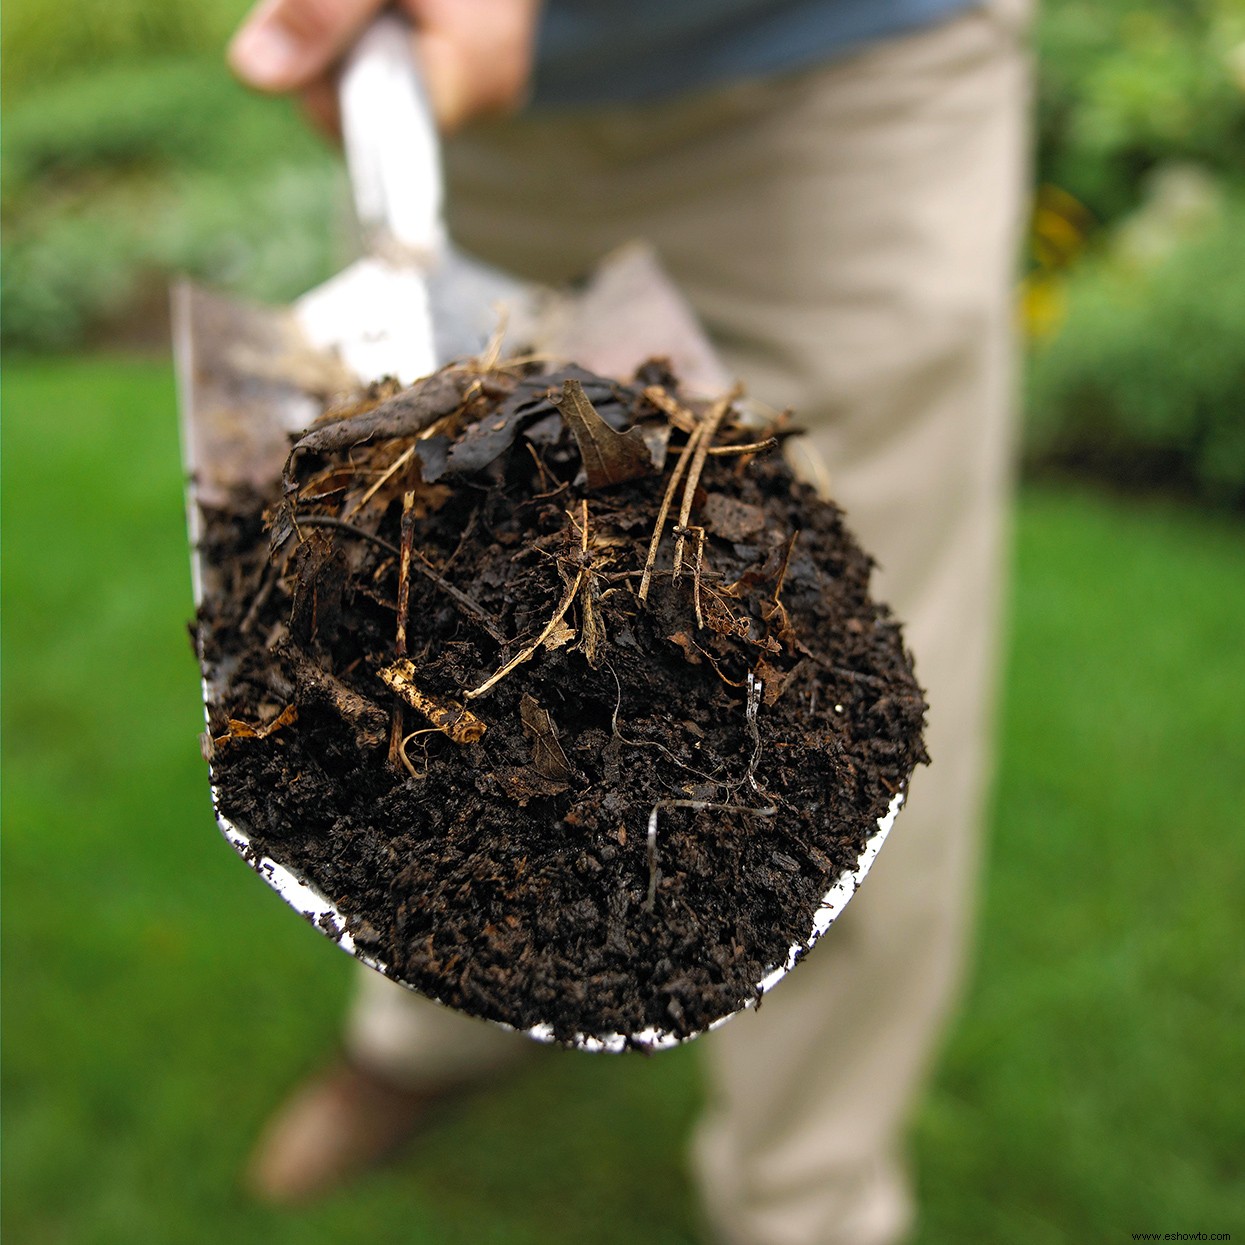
[228,2,1034,1242]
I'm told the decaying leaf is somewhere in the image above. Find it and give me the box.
[666,631,703,665]
[215,703,298,745]
[551,378,654,489]
[542,618,577,651]
[753,657,806,707]
[493,766,570,806]
[378,659,487,744]
[703,493,767,542]
[519,694,574,782]
[285,370,475,468]
[577,577,607,668]
[446,366,619,474]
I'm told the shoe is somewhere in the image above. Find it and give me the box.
[246,1057,447,1204]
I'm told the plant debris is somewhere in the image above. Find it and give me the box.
[194,356,928,1047]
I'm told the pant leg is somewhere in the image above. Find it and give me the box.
[345,970,533,1087]
[349,9,1031,1242]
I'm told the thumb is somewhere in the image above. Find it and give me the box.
[229,0,385,92]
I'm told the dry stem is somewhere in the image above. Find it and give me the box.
[397,727,438,779]
[667,437,779,458]
[639,425,699,603]
[464,501,589,700]
[673,388,739,579]
[387,491,418,766]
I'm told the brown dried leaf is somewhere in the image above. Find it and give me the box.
[519,694,574,781]
[703,601,751,640]
[577,578,607,669]
[542,618,577,651]
[289,371,472,463]
[551,378,654,490]
[753,658,806,707]
[666,631,703,665]
[215,703,298,746]
[494,767,570,806]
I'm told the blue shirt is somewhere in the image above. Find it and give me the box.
[532,0,979,106]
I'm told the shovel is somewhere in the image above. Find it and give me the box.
[176,13,902,1052]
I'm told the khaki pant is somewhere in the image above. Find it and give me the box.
[347,7,1032,1242]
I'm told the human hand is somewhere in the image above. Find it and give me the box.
[228,0,542,134]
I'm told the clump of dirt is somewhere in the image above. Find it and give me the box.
[194,358,927,1047]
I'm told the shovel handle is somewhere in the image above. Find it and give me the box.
[339,12,446,261]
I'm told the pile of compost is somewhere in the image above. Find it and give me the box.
[195,358,927,1047]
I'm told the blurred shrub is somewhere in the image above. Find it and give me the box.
[1035,0,1245,224]
[1,164,347,353]
[0,58,344,353]
[0,0,248,101]
[1018,1,1245,507]
[2,59,326,196]
[1025,190,1245,508]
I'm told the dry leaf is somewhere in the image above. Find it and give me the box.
[215,703,298,745]
[666,631,703,664]
[542,618,577,651]
[551,378,654,489]
[519,695,574,781]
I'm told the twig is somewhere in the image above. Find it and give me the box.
[464,504,588,700]
[395,491,416,658]
[686,525,707,628]
[381,659,487,742]
[667,437,779,458]
[239,563,276,635]
[388,491,417,767]
[285,647,388,751]
[347,443,416,517]
[525,441,555,493]
[641,384,699,433]
[771,531,798,609]
[639,425,699,603]
[478,307,509,374]
[673,388,739,578]
[409,547,506,643]
[292,514,399,557]
[708,437,778,457]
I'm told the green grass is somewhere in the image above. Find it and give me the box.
[4,357,1243,1242]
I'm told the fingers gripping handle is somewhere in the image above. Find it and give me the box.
[339,13,446,260]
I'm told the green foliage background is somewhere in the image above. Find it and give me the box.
[1028,0,1245,506]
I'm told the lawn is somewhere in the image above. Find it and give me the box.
[3,356,1242,1243]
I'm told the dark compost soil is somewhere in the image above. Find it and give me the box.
[194,360,927,1047]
